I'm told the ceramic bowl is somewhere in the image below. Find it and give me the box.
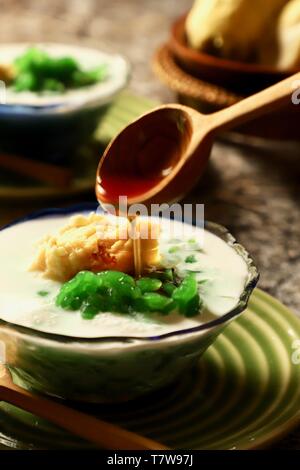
[0,43,130,164]
[0,205,259,403]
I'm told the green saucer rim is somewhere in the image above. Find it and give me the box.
[238,288,300,450]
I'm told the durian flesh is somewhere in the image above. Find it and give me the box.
[186,0,288,62]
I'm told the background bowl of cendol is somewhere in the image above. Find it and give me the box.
[0,205,259,403]
[0,43,130,165]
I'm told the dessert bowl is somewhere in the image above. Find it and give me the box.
[0,205,259,403]
[0,43,130,164]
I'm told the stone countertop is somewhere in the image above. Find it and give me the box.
[0,0,299,450]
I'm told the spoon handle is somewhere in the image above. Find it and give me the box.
[209,71,300,134]
[0,385,168,450]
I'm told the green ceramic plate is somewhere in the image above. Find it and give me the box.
[0,288,300,450]
[0,92,156,201]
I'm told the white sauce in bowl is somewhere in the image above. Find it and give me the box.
[0,214,249,338]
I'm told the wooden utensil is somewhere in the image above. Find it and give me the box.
[0,365,168,450]
[96,72,300,207]
[0,153,73,188]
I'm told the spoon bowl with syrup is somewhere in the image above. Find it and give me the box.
[96,72,300,208]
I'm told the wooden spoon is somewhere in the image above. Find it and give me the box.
[96,72,300,207]
[0,365,168,450]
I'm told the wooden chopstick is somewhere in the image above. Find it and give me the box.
[0,384,168,450]
[0,152,73,188]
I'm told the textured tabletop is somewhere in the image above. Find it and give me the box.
[0,0,299,449]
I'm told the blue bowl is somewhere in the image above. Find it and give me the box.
[0,43,130,164]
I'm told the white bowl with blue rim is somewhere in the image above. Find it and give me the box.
[0,43,130,165]
[0,203,259,403]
